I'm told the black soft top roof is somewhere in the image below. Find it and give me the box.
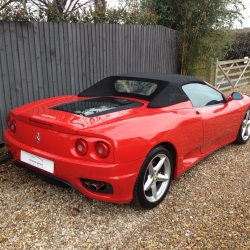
[78,73,205,108]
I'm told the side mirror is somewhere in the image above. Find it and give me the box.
[227,92,243,102]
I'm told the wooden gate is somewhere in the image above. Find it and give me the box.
[215,58,250,90]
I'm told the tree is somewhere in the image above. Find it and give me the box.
[0,0,36,21]
[129,0,245,78]
[0,0,16,11]
[29,0,94,21]
[226,30,250,59]
[94,0,106,11]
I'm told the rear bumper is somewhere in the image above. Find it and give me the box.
[4,130,144,203]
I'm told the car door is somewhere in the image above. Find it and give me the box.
[182,83,242,154]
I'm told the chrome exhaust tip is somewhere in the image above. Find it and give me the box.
[82,180,92,189]
[90,182,105,191]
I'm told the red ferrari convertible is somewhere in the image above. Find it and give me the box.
[4,73,250,208]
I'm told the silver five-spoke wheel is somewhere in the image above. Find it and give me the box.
[236,107,250,144]
[143,154,171,202]
[132,146,173,209]
[242,109,250,141]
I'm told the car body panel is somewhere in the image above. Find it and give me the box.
[197,101,244,154]
[4,73,250,204]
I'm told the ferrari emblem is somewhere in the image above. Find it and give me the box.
[35,132,41,144]
[153,174,158,181]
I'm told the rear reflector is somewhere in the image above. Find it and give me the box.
[75,139,88,156]
[10,120,16,134]
[95,141,110,158]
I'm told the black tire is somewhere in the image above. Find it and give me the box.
[132,146,173,209]
[235,107,250,144]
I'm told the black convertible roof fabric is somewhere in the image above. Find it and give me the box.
[78,73,205,108]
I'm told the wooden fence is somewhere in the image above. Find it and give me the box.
[0,22,178,144]
[214,58,250,90]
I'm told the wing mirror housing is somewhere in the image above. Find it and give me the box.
[226,92,243,102]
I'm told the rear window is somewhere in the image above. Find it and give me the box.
[114,80,157,96]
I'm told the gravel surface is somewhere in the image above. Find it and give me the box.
[1,85,250,249]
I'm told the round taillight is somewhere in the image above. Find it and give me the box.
[75,139,88,156]
[10,120,16,134]
[95,141,110,158]
[7,116,11,128]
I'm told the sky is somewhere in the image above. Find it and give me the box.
[238,0,250,28]
[107,0,250,28]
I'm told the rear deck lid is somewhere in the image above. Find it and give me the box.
[11,96,144,134]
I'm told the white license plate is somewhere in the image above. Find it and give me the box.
[20,150,54,174]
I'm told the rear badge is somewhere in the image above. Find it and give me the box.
[35,132,41,144]
[42,114,56,119]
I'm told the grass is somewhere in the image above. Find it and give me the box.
[0,145,8,156]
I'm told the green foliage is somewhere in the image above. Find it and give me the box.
[0,3,37,22]
[63,7,157,24]
[139,0,245,79]
[0,3,157,25]
[225,30,250,60]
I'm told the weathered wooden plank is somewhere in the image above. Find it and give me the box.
[83,24,91,89]
[38,22,49,98]
[79,24,87,91]
[75,23,82,94]
[0,27,7,142]
[44,22,54,97]
[27,22,40,102]
[146,25,152,71]
[54,23,63,96]
[133,25,137,72]
[109,24,115,76]
[87,23,94,86]
[121,25,128,73]
[160,26,167,72]
[49,23,58,97]
[0,22,12,117]
[219,65,250,71]
[160,26,166,72]
[14,22,29,106]
[22,22,35,103]
[140,25,146,72]
[71,23,78,94]
[103,24,109,77]
[95,24,100,82]
[115,24,121,74]
[33,22,45,100]
[218,58,250,65]
[63,23,71,94]
[4,22,18,109]
[99,24,104,79]
[58,22,67,95]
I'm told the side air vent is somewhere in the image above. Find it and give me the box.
[50,97,143,117]
[29,119,52,127]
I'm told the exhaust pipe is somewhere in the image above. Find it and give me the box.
[82,180,92,189]
[90,182,105,191]
[0,151,12,164]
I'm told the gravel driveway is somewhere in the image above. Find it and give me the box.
[1,85,250,249]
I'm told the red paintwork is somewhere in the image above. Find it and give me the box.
[4,92,250,203]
